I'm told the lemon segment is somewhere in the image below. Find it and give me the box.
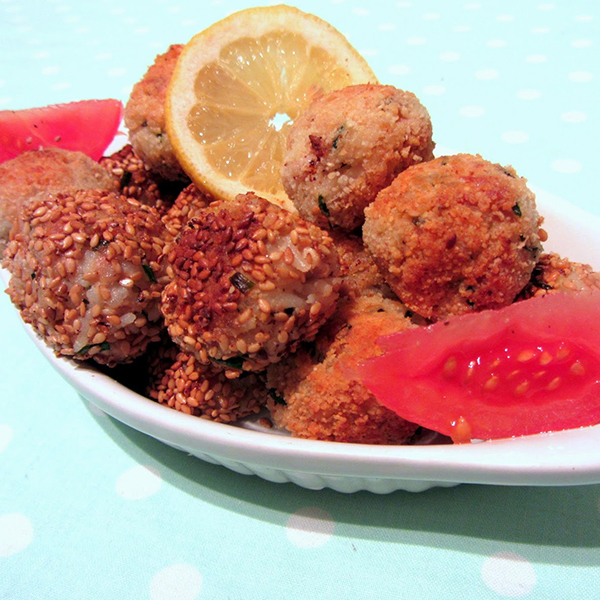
[166,4,378,210]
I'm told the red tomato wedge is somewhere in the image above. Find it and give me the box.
[355,292,600,443]
[0,99,123,163]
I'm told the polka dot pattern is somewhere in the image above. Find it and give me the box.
[0,2,598,599]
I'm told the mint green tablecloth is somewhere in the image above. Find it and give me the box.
[1,1,599,599]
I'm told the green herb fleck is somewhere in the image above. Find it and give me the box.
[76,341,111,356]
[268,388,286,406]
[332,124,345,149]
[211,355,246,370]
[229,272,255,293]
[318,195,330,215]
[143,264,157,283]
[512,204,522,217]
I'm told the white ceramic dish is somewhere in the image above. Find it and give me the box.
[4,185,600,494]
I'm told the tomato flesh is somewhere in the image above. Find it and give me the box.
[356,292,600,442]
[0,99,123,163]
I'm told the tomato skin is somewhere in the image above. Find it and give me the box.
[356,291,600,442]
[0,99,123,163]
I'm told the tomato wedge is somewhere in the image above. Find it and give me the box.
[355,292,600,442]
[0,99,123,163]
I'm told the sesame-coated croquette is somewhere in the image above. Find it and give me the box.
[518,252,600,300]
[3,189,169,366]
[266,294,419,444]
[282,84,435,231]
[124,44,188,181]
[161,183,213,239]
[100,144,186,214]
[363,154,545,320]
[147,342,268,422]
[0,148,117,249]
[161,192,340,372]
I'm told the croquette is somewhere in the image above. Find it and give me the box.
[518,252,600,299]
[147,342,268,422]
[3,189,169,366]
[282,84,435,231]
[363,153,544,320]
[0,148,117,249]
[266,294,419,444]
[124,44,188,181]
[161,192,340,372]
[100,144,186,214]
[161,183,213,238]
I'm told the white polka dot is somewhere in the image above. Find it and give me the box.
[464,3,481,9]
[501,130,529,144]
[525,54,548,63]
[0,514,34,557]
[51,82,71,91]
[406,36,426,45]
[516,88,541,100]
[561,110,587,123]
[286,507,335,548]
[389,64,411,76]
[571,39,593,48]
[537,3,555,9]
[150,564,202,600]
[396,2,412,8]
[476,68,499,80]
[496,14,515,22]
[378,23,396,31]
[574,15,593,22]
[361,48,379,58]
[453,25,471,32]
[552,159,582,174]
[460,105,485,117]
[422,84,446,95]
[108,67,128,77]
[568,71,593,83]
[352,7,370,16]
[531,26,550,34]
[94,52,112,60]
[440,51,460,62]
[0,424,13,454]
[42,66,60,75]
[116,465,162,500]
[0,97,11,107]
[423,12,440,20]
[487,39,507,48]
[33,50,50,59]
[482,552,537,597]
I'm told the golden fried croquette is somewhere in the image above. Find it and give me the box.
[100,144,185,214]
[329,229,392,300]
[3,189,168,366]
[282,84,435,231]
[161,183,213,238]
[266,294,419,444]
[0,148,117,249]
[518,252,600,299]
[161,192,340,372]
[147,342,267,422]
[124,44,188,181]
[363,154,544,320]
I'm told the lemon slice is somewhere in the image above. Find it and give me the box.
[166,4,377,210]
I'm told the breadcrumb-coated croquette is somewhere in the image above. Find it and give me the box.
[100,144,186,214]
[3,189,169,366]
[363,153,545,320]
[0,148,117,249]
[147,342,267,422]
[266,294,419,444]
[518,252,600,299]
[124,44,188,181]
[161,192,340,372]
[282,84,435,231]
